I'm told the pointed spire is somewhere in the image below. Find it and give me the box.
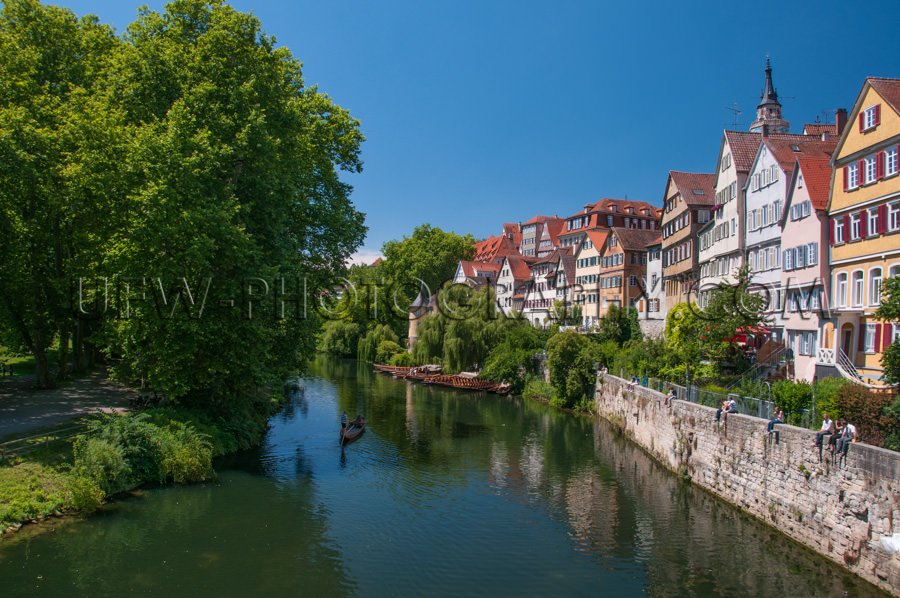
[759,57,779,105]
[749,57,789,134]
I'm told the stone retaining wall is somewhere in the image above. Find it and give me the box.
[595,373,900,596]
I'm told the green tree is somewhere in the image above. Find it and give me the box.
[550,299,582,327]
[595,304,640,345]
[876,275,900,384]
[0,0,121,386]
[95,1,365,405]
[701,265,770,359]
[380,224,475,304]
[546,330,595,408]
[319,320,362,357]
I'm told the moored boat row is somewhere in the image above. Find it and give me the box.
[372,364,510,394]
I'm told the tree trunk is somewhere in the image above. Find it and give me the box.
[72,319,85,373]
[57,326,70,380]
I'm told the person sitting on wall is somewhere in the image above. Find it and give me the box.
[665,387,676,407]
[835,419,858,456]
[814,413,835,448]
[766,407,784,433]
[828,419,845,453]
[715,397,737,423]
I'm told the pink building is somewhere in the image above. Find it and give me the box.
[779,156,833,382]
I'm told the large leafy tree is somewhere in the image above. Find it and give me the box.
[94,0,366,405]
[380,223,475,302]
[0,0,121,387]
[1,0,366,403]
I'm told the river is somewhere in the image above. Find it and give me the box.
[0,356,887,597]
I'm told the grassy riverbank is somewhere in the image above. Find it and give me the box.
[0,399,280,535]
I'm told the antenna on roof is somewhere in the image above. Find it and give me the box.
[725,102,743,127]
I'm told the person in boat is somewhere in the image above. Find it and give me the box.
[341,411,348,429]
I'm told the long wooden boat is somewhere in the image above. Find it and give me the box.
[340,417,366,443]
[423,374,501,392]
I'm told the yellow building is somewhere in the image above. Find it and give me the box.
[826,78,900,386]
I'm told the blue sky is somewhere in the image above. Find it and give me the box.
[35,0,900,263]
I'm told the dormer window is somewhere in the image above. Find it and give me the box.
[626,207,633,214]
[692,189,705,195]
[609,205,617,212]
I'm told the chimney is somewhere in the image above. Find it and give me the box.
[761,123,769,138]
[835,108,848,135]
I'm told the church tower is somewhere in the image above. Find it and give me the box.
[749,58,790,134]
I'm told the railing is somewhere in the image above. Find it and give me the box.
[616,372,811,428]
[833,348,885,389]
[817,347,835,365]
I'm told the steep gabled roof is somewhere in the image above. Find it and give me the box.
[502,254,534,281]
[795,156,833,211]
[583,228,610,250]
[558,254,576,283]
[610,228,662,252]
[868,77,900,115]
[762,137,838,178]
[523,215,556,226]
[831,77,900,169]
[669,171,716,207]
[722,130,820,173]
[473,234,518,263]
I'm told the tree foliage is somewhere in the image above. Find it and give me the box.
[0,1,366,406]
[876,275,900,384]
[546,330,595,408]
[380,224,475,303]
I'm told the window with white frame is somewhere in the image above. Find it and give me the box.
[892,264,900,278]
[893,322,900,343]
[862,105,879,130]
[889,202,899,232]
[835,218,844,243]
[629,275,638,287]
[851,212,861,240]
[847,162,860,189]
[865,324,877,353]
[871,268,883,305]
[852,271,865,307]
[887,146,899,177]
[865,155,878,184]
[869,207,879,236]
[836,272,848,308]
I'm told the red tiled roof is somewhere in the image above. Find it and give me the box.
[473,235,519,263]
[868,78,900,115]
[795,156,832,211]
[723,130,830,174]
[369,257,383,267]
[590,197,659,218]
[803,123,838,137]
[583,228,609,249]
[610,228,662,251]
[763,137,838,177]
[502,255,533,281]
[669,171,716,207]
[523,215,556,225]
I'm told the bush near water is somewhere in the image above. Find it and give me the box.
[0,404,274,533]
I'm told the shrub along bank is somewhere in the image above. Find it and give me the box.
[0,399,277,534]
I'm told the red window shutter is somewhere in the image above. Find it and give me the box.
[875,104,881,126]
[859,113,865,132]
[843,165,849,191]
[858,326,866,351]
[875,324,883,352]
[829,218,836,245]
[878,204,888,233]
[877,152,885,179]
[885,324,894,349]
[860,211,868,237]
[843,213,851,237]
[859,159,866,180]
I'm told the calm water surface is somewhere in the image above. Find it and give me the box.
[0,356,887,597]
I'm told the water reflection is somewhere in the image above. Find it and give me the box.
[0,355,887,597]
